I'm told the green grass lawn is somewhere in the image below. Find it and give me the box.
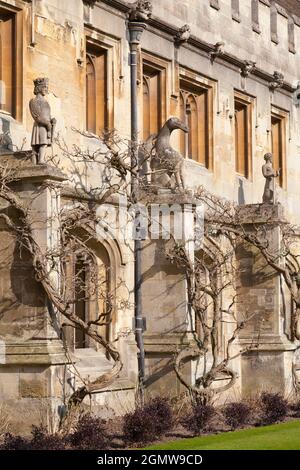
[145,420,300,450]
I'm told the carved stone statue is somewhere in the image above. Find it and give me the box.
[174,24,191,47]
[262,152,279,204]
[129,0,153,22]
[240,60,256,78]
[150,117,189,192]
[29,77,56,164]
[269,71,284,91]
[210,41,225,63]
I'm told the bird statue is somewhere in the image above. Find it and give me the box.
[150,117,189,192]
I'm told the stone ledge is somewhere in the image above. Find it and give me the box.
[13,164,67,183]
[236,203,286,224]
[2,340,70,365]
[239,335,297,352]
[143,333,197,353]
[141,189,198,206]
[144,332,193,341]
[90,377,135,394]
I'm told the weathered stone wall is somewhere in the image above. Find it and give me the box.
[2,1,300,221]
[236,204,296,397]
[1,0,300,426]
[0,0,299,219]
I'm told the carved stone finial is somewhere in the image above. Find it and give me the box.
[174,24,191,47]
[210,41,225,63]
[262,152,279,204]
[240,60,256,78]
[29,77,56,165]
[269,71,284,91]
[129,0,153,22]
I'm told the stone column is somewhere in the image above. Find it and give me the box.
[141,192,200,396]
[236,203,296,397]
[0,164,69,433]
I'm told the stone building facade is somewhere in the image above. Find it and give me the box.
[1,0,300,432]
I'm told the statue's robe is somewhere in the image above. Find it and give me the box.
[29,97,52,147]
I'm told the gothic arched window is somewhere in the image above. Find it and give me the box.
[142,67,161,141]
[0,9,15,116]
[179,81,211,167]
[64,243,110,351]
[179,92,186,158]
[85,43,107,134]
[141,56,167,141]
[86,54,96,135]
[271,107,287,189]
[143,76,151,141]
[234,92,253,179]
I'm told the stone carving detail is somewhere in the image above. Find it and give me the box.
[174,24,191,47]
[29,77,56,165]
[129,0,153,22]
[262,152,279,204]
[269,71,284,91]
[0,131,13,153]
[210,41,225,63]
[240,60,256,78]
[150,117,188,192]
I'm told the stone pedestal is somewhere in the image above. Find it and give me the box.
[141,192,200,396]
[0,163,69,433]
[236,203,296,397]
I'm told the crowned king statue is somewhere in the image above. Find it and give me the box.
[29,77,56,164]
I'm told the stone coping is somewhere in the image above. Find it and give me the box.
[90,377,136,394]
[236,203,286,224]
[239,335,297,352]
[2,341,70,365]
[143,333,197,353]
[13,164,67,183]
[140,189,199,206]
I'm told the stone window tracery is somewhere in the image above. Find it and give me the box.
[179,74,214,169]
[142,55,167,141]
[0,4,23,120]
[271,106,288,189]
[234,92,253,179]
[64,244,110,351]
[85,44,108,134]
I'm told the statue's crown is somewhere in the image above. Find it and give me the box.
[264,152,272,161]
[33,77,49,87]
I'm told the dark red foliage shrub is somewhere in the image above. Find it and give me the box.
[223,402,251,429]
[69,414,108,450]
[0,415,108,450]
[123,407,156,444]
[260,392,288,424]
[290,400,300,417]
[144,397,173,435]
[1,426,65,450]
[182,403,215,434]
[1,433,30,450]
[30,426,66,450]
[123,397,173,444]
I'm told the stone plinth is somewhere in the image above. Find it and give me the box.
[141,191,200,397]
[3,164,67,344]
[0,162,69,432]
[236,203,285,224]
[236,203,296,397]
[13,164,67,183]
